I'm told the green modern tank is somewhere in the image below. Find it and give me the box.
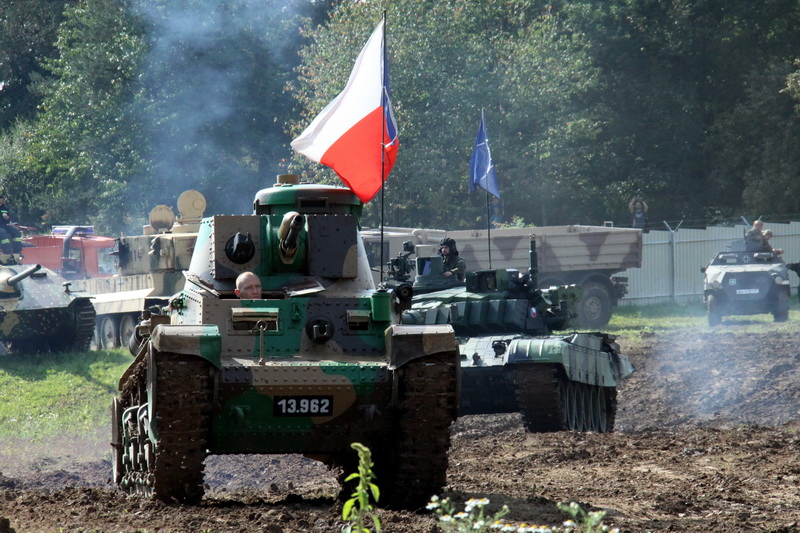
[400,240,634,432]
[0,262,96,354]
[111,175,460,508]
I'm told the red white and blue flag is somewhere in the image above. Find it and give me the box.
[291,19,399,203]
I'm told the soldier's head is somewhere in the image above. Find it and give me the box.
[439,237,458,258]
[235,271,262,299]
[0,195,5,206]
[753,220,763,231]
[763,229,773,240]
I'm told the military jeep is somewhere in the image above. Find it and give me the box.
[702,240,790,326]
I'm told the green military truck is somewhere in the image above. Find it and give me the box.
[363,225,643,328]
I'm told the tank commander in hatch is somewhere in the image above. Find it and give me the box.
[762,229,783,256]
[439,238,466,281]
[235,271,262,299]
[745,219,766,250]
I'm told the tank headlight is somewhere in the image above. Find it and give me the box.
[774,275,784,284]
[710,280,721,290]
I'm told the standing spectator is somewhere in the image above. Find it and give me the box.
[629,196,648,232]
[0,195,22,260]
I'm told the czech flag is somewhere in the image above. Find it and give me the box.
[291,19,399,203]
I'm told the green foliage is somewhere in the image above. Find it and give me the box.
[341,442,381,533]
[557,501,617,533]
[0,1,75,129]
[0,348,130,439]
[4,0,800,234]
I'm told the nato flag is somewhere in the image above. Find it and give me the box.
[469,111,500,198]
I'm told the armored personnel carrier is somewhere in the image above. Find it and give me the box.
[111,175,460,508]
[0,262,95,354]
[399,242,634,432]
[702,240,791,326]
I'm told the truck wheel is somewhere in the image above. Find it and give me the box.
[773,290,789,322]
[707,294,722,326]
[575,282,613,329]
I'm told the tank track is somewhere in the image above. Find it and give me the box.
[114,349,212,503]
[68,298,96,351]
[511,365,617,433]
[378,349,459,510]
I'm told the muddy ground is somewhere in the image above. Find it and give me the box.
[2,328,800,532]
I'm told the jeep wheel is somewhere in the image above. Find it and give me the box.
[707,294,722,327]
[773,290,789,322]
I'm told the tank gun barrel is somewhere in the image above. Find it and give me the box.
[278,211,305,262]
[7,264,42,287]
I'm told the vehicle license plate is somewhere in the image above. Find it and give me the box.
[736,288,759,295]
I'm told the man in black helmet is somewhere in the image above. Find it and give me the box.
[0,195,22,260]
[439,237,466,281]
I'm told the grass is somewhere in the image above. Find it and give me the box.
[0,348,131,441]
[602,299,800,347]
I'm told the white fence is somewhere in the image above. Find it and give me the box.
[622,221,800,306]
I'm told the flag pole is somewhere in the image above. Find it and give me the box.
[483,108,492,269]
[379,12,388,288]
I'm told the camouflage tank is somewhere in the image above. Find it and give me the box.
[111,175,460,508]
[0,262,96,354]
[399,241,634,432]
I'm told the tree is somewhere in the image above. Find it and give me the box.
[1,0,332,233]
[291,1,607,229]
[0,0,76,130]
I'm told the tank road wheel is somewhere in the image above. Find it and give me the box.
[773,290,789,323]
[111,397,124,485]
[378,350,459,510]
[595,386,610,433]
[707,294,722,327]
[604,387,618,433]
[98,316,120,349]
[586,384,601,431]
[561,378,576,430]
[575,282,613,330]
[114,347,212,503]
[574,382,587,432]
[119,314,138,348]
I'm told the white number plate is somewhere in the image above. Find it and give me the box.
[736,288,759,295]
[274,396,333,416]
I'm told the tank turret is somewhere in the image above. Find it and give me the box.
[112,175,460,509]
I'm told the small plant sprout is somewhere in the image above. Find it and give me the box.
[557,501,618,533]
[341,442,381,533]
